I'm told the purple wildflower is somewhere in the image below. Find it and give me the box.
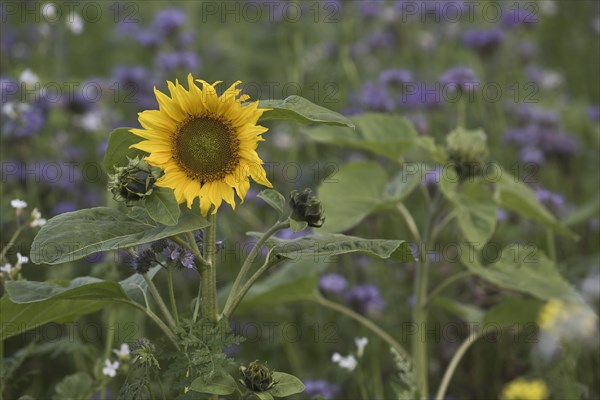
[520,146,545,165]
[155,51,201,72]
[136,30,162,48]
[502,8,538,29]
[153,8,186,36]
[180,249,195,269]
[421,166,442,187]
[2,103,45,137]
[303,380,340,400]
[359,82,394,112]
[397,83,442,109]
[496,208,508,223]
[319,273,348,294]
[588,105,600,123]
[462,28,505,55]
[439,66,480,93]
[359,0,383,18]
[379,69,413,86]
[52,201,77,215]
[343,283,385,314]
[534,187,566,214]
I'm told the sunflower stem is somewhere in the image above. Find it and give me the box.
[221,220,290,319]
[200,214,218,323]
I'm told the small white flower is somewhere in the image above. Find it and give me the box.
[113,343,130,360]
[0,264,12,274]
[11,199,28,209]
[2,102,16,118]
[30,208,47,227]
[19,69,39,86]
[102,359,120,377]
[539,0,557,16]
[16,252,29,266]
[354,337,369,358]
[331,352,357,371]
[80,111,102,132]
[41,2,58,20]
[66,12,84,34]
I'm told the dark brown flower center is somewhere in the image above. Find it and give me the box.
[173,114,239,183]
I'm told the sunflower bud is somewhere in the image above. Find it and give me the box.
[108,157,160,205]
[289,189,325,228]
[239,360,276,392]
[445,128,489,180]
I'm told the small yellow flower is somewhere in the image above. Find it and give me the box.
[500,378,548,400]
[537,299,565,330]
[130,74,272,216]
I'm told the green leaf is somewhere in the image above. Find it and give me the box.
[289,219,308,232]
[236,258,327,312]
[31,207,209,264]
[258,96,354,128]
[258,189,287,217]
[564,192,600,227]
[145,187,181,226]
[414,136,448,163]
[254,392,274,400]
[306,113,417,161]
[119,265,162,305]
[190,370,238,395]
[483,297,544,328]
[381,168,422,206]
[493,171,577,239]
[102,127,145,174]
[1,271,161,340]
[459,244,580,302]
[318,162,388,233]
[52,372,93,400]
[251,233,415,263]
[269,372,305,397]
[1,280,127,340]
[432,296,484,324]
[444,179,497,250]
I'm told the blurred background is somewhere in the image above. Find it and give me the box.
[1,0,599,398]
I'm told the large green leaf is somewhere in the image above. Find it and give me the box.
[236,258,327,312]
[441,178,497,249]
[268,372,305,397]
[190,370,238,395]
[257,189,287,218]
[306,113,417,161]
[258,96,354,128]
[493,171,577,239]
[251,233,415,263]
[102,127,145,174]
[52,372,94,400]
[318,162,388,233]
[1,280,126,341]
[31,207,209,264]
[432,296,484,324]
[145,187,181,226]
[482,297,544,328]
[1,270,161,340]
[564,192,600,227]
[459,244,579,302]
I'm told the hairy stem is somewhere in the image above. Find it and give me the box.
[222,256,282,319]
[435,331,483,400]
[167,267,179,325]
[143,273,177,330]
[221,220,289,318]
[312,295,410,360]
[202,214,218,322]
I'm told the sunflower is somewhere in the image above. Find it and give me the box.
[130,74,272,216]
